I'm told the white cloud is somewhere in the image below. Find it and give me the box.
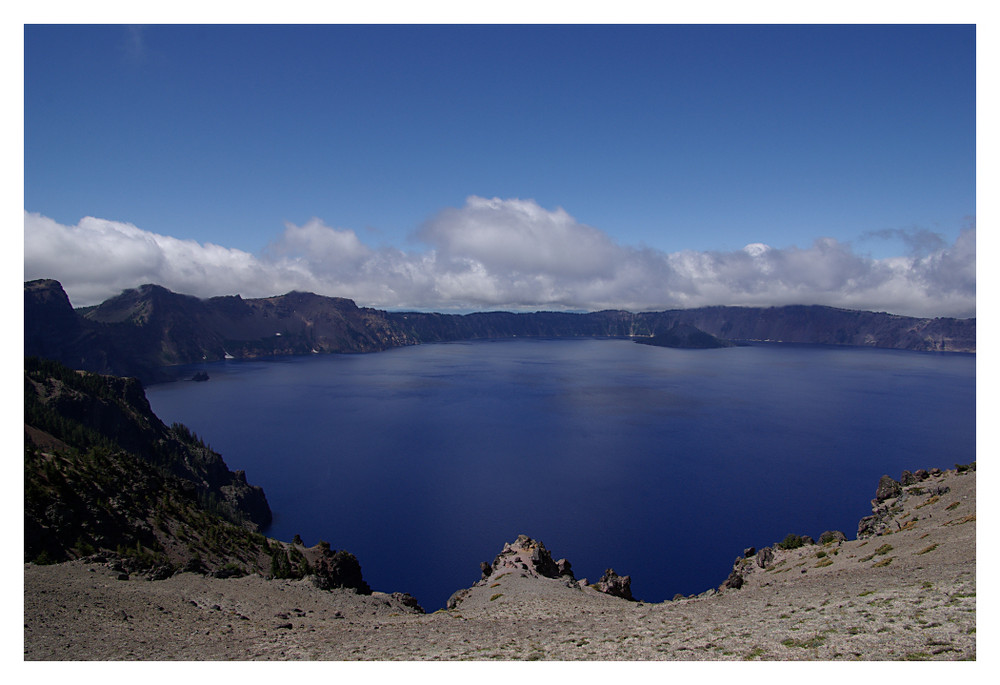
[23,198,976,318]
[418,196,620,280]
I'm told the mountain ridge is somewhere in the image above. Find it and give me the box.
[25,279,975,382]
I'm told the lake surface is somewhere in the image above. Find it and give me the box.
[145,339,975,610]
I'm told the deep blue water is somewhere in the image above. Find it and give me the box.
[145,339,975,610]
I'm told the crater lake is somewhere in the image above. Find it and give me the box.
[145,339,975,610]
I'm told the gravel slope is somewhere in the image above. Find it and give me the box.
[24,469,975,661]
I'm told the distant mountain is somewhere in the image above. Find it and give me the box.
[25,280,975,381]
[26,279,416,381]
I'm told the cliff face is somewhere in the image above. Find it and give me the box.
[647,305,975,353]
[25,357,272,533]
[386,305,974,353]
[24,280,975,381]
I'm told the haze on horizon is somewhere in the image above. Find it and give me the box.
[23,25,976,318]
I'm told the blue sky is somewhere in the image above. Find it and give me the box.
[23,23,976,316]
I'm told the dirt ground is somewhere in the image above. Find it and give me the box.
[24,469,975,661]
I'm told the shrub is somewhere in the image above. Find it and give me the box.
[33,550,56,565]
[777,534,806,550]
[75,536,96,557]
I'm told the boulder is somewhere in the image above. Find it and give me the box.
[388,592,424,613]
[818,530,847,545]
[721,567,744,590]
[755,546,774,569]
[875,475,902,502]
[594,568,634,601]
[147,564,175,581]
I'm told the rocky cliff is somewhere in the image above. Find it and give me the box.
[25,356,272,531]
[25,280,975,382]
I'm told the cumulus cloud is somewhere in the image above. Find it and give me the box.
[418,196,620,280]
[23,198,976,318]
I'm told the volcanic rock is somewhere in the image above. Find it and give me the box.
[593,568,634,601]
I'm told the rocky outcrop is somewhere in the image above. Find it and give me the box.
[448,535,634,609]
[858,467,959,539]
[304,546,372,595]
[482,534,573,581]
[593,568,635,600]
[875,475,903,502]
